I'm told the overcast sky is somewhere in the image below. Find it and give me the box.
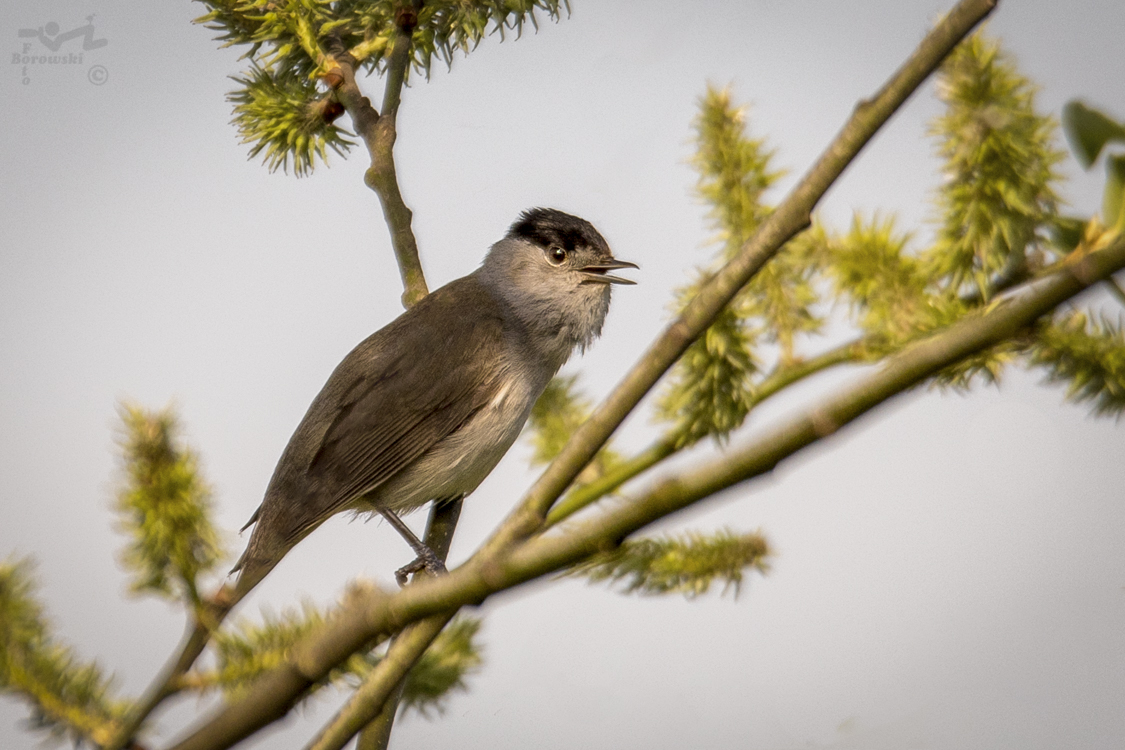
[2,1,1124,749]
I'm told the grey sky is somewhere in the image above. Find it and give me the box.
[2,1,1124,748]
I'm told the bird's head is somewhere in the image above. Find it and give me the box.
[480,208,637,359]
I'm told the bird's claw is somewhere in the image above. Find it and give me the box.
[394,548,447,587]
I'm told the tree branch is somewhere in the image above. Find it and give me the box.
[307,613,455,750]
[476,0,1001,557]
[105,591,235,750]
[327,6,428,308]
[754,338,871,402]
[349,497,462,750]
[540,237,1125,553]
[546,337,868,526]
[379,4,419,121]
[546,439,677,526]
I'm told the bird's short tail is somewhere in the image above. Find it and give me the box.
[229,546,281,603]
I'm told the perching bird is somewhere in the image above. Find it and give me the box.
[232,208,636,593]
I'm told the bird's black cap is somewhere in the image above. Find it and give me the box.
[508,207,612,258]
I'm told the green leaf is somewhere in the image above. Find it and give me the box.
[659,85,800,446]
[658,294,758,448]
[826,213,954,344]
[931,336,1026,391]
[1060,101,1125,229]
[1061,100,1125,168]
[527,374,621,482]
[527,375,588,466]
[114,403,225,606]
[209,602,336,698]
[569,529,771,598]
[228,65,355,176]
[1031,311,1125,417]
[691,86,783,256]
[1104,154,1125,231]
[1048,215,1089,252]
[926,31,1065,298]
[209,605,483,716]
[0,557,128,747]
[397,617,483,718]
[202,2,569,177]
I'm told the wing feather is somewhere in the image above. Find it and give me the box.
[245,275,510,558]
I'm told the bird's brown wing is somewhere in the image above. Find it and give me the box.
[242,276,509,561]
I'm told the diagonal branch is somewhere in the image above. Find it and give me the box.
[497,239,1125,578]
[307,613,454,750]
[105,589,235,750]
[477,0,1001,557]
[164,231,1125,750]
[546,337,870,526]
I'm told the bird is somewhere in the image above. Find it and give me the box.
[231,208,636,594]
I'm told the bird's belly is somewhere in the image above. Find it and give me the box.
[362,376,536,514]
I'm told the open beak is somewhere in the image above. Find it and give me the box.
[580,258,639,285]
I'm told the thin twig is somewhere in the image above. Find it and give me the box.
[322,11,447,747]
[327,7,428,308]
[546,439,677,526]
[105,590,235,750]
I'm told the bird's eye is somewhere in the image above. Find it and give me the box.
[547,246,567,265]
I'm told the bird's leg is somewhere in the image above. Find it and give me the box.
[377,508,448,586]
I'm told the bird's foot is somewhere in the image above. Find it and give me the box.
[394,546,448,587]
